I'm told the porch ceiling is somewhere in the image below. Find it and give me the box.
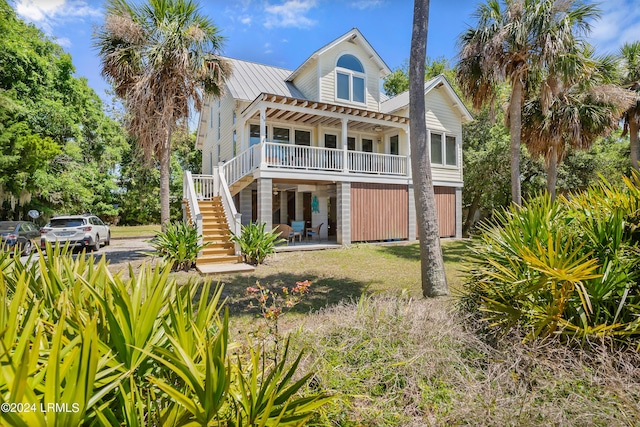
[243,93,409,132]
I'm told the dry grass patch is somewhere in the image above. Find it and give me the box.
[295,295,640,426]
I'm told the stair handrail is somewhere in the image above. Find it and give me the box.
[183,170,204,249]
[221,143,262,187]
[216,166,241,256]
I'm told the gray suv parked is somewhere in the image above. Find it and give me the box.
[40,215,110,251]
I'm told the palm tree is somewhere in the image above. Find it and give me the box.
[456,0,599,205]
[619,41,640,170]
[94,0,231,226]
[410,0,448,297]
[522,51,635,200]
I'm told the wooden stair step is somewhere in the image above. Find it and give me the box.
[202,247,236,257]
[197,254,242,265]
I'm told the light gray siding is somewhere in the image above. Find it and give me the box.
[318,42,381,110]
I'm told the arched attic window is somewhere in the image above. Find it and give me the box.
[336,54,365,104]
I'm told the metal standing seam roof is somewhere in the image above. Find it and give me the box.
[379,76,439,114]
[224,57,307,102]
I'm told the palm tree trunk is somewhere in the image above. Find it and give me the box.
[410,0,448,298]
[463,193,481,237]
[160,127,172,228]
[630,119,639,171]
[547,144,558,202]
[509,77,523,206]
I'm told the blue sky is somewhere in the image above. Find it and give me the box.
[11,0,640,102]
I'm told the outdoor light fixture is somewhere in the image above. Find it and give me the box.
[373,126,383,132]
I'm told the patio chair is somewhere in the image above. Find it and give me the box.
[306,223,323,242]
[290,221,305,241]
[275,223,301,245]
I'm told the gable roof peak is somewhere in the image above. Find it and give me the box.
[286,28,391,82]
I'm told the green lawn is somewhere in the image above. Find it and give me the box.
[110,224,161,238]
[210,239,474,317]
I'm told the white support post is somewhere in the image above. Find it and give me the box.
[456,187,463,239]
[337,182,351,246]
[341,118,348,173]
[408,183,417,241]
[260,106,267,168]
[404,125,412,178]
[239,187,252,225]
[257,178,272,231]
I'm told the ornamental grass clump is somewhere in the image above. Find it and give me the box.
[0,243,331,426]
[461,172,640,346]
[149,220,208,270]
[231,222,285,265]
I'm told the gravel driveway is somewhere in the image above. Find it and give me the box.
[20,237,158,272]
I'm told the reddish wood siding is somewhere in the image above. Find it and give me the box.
[416,186,456,238]
[435,187,456,237]
[351,183,409,241]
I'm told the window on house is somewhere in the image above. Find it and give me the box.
[325,134,337,149]
[217,144,221,163]
[217,112,221,140]
[446,135,457,166]
[249,124,261,146]
[430,133,443,164]
[209,106,213,129]
[273,127,290,144]
[295,130,311,146]
[232,111,236,125]
[233,130,237,156]
[430,132,458,166]
[390,135,399,155]
[336,54,365,104]
[347,137,356,151]
[362,138,373,152]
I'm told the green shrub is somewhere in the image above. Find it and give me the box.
[149,221,208,270]
[0,244,332,426]
[461,173,640,345]
[231,222,285,265]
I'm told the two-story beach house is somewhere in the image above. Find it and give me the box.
[183,28,472,269]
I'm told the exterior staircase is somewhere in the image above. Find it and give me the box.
[196,197,243,268]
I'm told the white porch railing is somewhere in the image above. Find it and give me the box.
[347,151,407,175]
[264,142,344,171]
[191,174,216,200]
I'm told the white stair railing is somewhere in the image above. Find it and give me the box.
[222,144,262,187]
[183,171,203,249]
[186,170,242,258]
[217,167,241,256]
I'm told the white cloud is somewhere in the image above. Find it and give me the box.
[588,0,640,54]
[240,15,252,25]
[349,0,383,10]
[55,36,72,48]
[15,0,101,23]
[264,0,317,29]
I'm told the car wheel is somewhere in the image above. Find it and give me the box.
[92,234,100,251]
[105,232,111,246]
[22,241,32,256]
